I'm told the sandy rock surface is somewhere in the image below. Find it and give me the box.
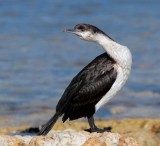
[0,118,160,146]
[0,129,140,146]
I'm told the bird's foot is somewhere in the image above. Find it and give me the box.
[84,126,112,133]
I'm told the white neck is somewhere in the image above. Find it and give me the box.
[95,34,132,111]
[96,34,132,68]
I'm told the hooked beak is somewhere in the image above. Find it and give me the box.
[64,28,82,37]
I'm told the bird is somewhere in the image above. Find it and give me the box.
[38,24,132,136]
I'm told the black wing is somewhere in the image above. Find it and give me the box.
[56,53,117,121]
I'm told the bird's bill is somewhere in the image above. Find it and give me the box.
[64,28,82,37]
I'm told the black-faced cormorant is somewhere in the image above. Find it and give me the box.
[38,24,132,135]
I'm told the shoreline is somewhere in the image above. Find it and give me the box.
[0,118,159,145]
[0,118,160,134]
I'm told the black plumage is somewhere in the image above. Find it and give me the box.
[57,53,117,121]
[38,53,117,135]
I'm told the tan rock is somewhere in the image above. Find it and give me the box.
[124,130,160,146]
[1,118,160,146]
[0,135,24,146]
[83,132,121,146]
[151,123,160,134]
[83,132,140,146]
[119,136,141,146]
[0,130,140,146]
[83,138,106,146]
[29,136,55,146]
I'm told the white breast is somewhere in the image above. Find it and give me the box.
[95,34,132,111]
[95,64,131,111]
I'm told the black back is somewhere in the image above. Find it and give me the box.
[56,53,117,122]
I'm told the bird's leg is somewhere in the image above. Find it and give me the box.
[85,115,112,133]
[87,116,98,131]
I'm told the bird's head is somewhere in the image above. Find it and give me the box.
[64,24,113,42]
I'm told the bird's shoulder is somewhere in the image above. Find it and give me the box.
[72,53,115,82]
[63,53,116,97]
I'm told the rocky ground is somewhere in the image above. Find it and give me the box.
[0,118,160,146]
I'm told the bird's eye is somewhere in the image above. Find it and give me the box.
[76,25,85,31]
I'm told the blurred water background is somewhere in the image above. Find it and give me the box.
[0,0,160,127]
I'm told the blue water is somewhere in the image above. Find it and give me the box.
[0,0,160,126]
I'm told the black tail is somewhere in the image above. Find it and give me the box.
[38,112,60,136]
